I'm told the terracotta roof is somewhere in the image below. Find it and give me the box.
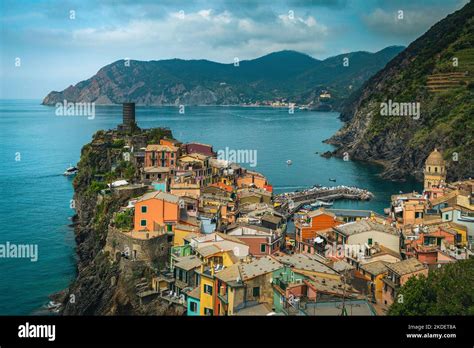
[137,191,179,203]
[187,287,200,299]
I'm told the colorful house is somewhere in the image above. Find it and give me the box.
[359,261,389,304]
[295,209,341,252]
[214,256,283,316]
[236,171,269,190]
[227,224,282,256]
[134,191,180,233]
[186,287,200,316]
[145,144,179,168]
[382,258,429,306]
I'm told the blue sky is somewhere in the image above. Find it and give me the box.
[0,0,468,99]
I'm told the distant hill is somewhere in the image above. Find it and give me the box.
[327,1,474,182]
[42,47,404,109]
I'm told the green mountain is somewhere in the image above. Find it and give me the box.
[42,47,404,108]
[327,1,474,182]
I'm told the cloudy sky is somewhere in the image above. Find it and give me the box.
[0,0,468,98]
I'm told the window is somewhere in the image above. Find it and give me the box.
[141,206,147,213]
[260,244,266,253]
[204,284,213,295]
[368,238,373,246]
[252,286,260,297]
[445,214,449,220]
[140,219,147,227]
[171,160,174,165]
[190,302,197,312]
[204,308,213,316]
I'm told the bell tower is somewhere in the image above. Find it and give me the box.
[424,148,446,190]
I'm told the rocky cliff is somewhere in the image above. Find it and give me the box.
[56,127,185,315]
[42,47,404,108]
[327,2,474,182]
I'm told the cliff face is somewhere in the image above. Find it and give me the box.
[42,48,404,108]
[59,128,185,315]
[327,2,474,182]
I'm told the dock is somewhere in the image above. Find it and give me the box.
[275,185,374,217]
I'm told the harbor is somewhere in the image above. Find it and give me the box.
[274,185,374,217]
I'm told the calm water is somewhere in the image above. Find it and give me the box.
[0,99,421,315]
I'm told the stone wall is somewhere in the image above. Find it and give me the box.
[105,225,172,269]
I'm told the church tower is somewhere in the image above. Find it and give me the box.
[424,148,446,190]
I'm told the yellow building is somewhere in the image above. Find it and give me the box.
[195,247,240,315]
[359,261,389,304]
[424,148,446,190]
[173,224,200,246]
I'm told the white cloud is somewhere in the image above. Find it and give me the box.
[363,7,448,38]
[66,9,328,62]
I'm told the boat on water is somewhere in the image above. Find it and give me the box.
[63,166,78,176]
[310,200,333,208]
[286,160,292,165]
[329,178,336,182]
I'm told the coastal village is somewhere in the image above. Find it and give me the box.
[92,103,473,316]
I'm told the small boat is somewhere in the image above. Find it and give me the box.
[286,160,292,165]
[329,178,336,182]
[47,301,62,312]
[318,200,333,207]
[63,166,78,176]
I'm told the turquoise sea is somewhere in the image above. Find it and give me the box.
[0,99,421,315]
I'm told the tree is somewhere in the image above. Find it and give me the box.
[388,259,474,315]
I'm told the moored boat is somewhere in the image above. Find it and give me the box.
[63,166,78,176]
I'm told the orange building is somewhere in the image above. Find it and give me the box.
[236,171,268,190]
[145,144,180,168]
[295,209,341,252]
[134,191,180,233]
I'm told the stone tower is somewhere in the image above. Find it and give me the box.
[118,102,137,132]
[424,148,446,190]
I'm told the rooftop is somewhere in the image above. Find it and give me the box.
[137,191,179,204]
[239,256,282,281]
[143,166,170,173]
[146,144,179,152]
[359,261,389,276]
[334,219,398,237]
[386,258,427,276]
[174,255,202,271]
[272,253,337,275]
